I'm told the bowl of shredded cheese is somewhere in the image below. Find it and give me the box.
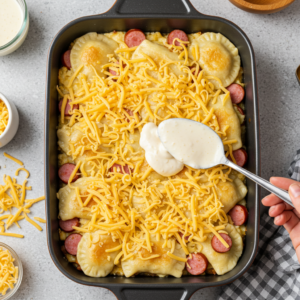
[0,243,23,299]
[0,93,19,148]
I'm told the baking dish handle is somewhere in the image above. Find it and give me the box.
[110,286,198,300]
[106,0,200,16]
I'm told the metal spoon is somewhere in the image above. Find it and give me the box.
[158,119,294,208]
[296,65,300,86]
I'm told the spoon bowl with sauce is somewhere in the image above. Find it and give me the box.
[158,118,294,208]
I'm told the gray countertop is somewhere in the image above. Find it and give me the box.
[0,0,300,299]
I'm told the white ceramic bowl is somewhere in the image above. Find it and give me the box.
[0,243,23,300]
[0,93,19,148]
[0,0,29,56]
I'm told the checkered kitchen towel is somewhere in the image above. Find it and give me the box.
[288,150,300,182]
[218,151,300,300]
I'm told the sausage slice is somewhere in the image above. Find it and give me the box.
[211,233,232,253]
[59,218,79,232]
[124,29,146,48]
[110,163,131,175]
[179,232,190,241]
[227,83,245,104]
[167,30,189,47]
[235,105,244,116]
[229,205,248,226]
[186,253,208,275]
[109,67,118,76]
[62,50,72,69]
[109,61,126,76]
[59,99,79,116]
[65,233,82,255]
[124,108,134,122]
[233,149,248,167]
[58,163,80,183]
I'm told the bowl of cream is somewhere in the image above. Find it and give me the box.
[0,0,29,56]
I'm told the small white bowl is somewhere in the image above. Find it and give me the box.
[0,93,19,148]
[0,243,23,300]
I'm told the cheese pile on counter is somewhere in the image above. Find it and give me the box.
[0,153,45,238]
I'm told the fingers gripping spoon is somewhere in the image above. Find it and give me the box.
[158,118,294,208]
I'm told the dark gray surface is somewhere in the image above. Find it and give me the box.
[0,0,299,299]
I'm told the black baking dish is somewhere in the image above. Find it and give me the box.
[45,0,260,299]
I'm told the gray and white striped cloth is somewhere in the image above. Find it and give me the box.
[218,151,300,300]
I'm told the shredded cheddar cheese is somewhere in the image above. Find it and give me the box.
[0,247,18,296]
[15,168,30,179]
[0,100,9,136]
[167,252,187,262]
[3,153,23,166]
[33,217,46,223]
[55,33,244,263]
[0,153,45,238]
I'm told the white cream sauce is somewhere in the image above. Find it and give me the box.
[0,0,23,47]
[158,119,225,169]
[140,123,184,176]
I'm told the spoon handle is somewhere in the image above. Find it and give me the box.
[225,159,294,208]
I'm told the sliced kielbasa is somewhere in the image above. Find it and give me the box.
[62,50,72,69]
[167,30,189,47]
[61,245,68,255]
[235,105,244,116]
[186,253,208,275]
[110,163,131,175]
[109,68,118,76]
[227,83,245,104]
[211,233,232,253]
[233,149,248,167]
[124,29,146,48]
[59,99,79,116]
[59,218,79,232]
[229,205,248,226]
[233,104,245,125]
[124,108,134,116]
[179,232,190,241]
[65,233,82,255]
[124,108,134,122]
[190,66,201,77]
[58,163,80,183]
[109,61,126,76]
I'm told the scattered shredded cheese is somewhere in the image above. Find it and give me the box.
[0,153,45,238]
[33,217,46,223]
[3,153,23,166]
[15,168,30,179]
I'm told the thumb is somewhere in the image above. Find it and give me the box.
[289,183,300,214]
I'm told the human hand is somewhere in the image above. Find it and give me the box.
[262,177,300,263]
